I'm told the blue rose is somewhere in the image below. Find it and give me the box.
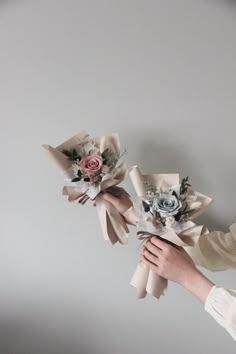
[151,192,182,218]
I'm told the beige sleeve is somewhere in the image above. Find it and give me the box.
[205,286,236,341]
[185,223,236,271]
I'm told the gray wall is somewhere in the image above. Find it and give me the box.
[1,1,236,353]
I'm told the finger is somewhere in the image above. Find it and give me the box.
[81,196,89,205]
[106,186,131,198]
[150,236,169,250]
[179,246,188,254]
[142,248,159,266]
[99,192,120,207]
[145,240,162,257]
[141,255,159,272]
[78,194,89,204]
[98,190,132,214]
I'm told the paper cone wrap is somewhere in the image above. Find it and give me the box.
[129,166,213,299]
[43,131,129,245]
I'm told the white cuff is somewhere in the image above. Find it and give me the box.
[205,285,236,341]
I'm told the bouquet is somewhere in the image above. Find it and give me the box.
[129,166,213,299]
[42,131,130,245]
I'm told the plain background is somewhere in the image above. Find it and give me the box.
[0,0,236,353]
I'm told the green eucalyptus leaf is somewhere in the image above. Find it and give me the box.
[72,177,81,182]
[101,148,110,158]
[142,201,150,212]
[172,190,178,198]
[62,149,73,157]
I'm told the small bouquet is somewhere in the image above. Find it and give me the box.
[42,131,130,245]
[129,166,213,299]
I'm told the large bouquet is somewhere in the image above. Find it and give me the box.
[43,131,130,245]
[129,166,213,299]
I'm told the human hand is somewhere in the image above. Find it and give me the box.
[141,237,197,286]
[97,186,133,214]
[93,186,138,225]
[141,237,214,303]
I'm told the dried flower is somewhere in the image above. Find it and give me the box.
[79,155,103,177]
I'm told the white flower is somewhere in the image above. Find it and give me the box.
[72,163,80,176]
[165,216,176,227]
[101,165,110,174]
[79,141,100,157]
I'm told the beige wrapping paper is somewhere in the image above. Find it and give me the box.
[129,165,213,299]
[42,131,129,245]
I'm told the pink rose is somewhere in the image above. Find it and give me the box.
[79,155,103,177]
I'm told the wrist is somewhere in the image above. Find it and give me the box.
[181,268,214,304]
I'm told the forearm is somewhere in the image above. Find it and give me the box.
[181,268,215,304]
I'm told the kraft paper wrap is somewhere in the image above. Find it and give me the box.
[129,165,213,299]
[42,131,129,245]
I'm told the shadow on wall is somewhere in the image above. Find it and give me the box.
[0,0,25,10]
[225,0,236,7]
[213,0,236,13]
[0,319,89,354]
[0,0,13,6]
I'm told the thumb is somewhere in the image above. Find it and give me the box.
[98,192,120,208]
